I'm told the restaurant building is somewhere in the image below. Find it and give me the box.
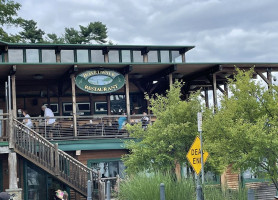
[0,40,276,199]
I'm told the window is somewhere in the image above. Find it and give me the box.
[91,50,105,63]
[26,49,39,63]
[95,102,107,114]
[90,159,125,178]
[108,50,119,63]
[8,49,23,62]
[42,50,56,63]
[77,49,88,62]
[61,50,74,62]
[171,50,182,63]
[110,95,126,114]
[63,102,90,115]
[121,50,131,62]
[148,51,158,62]
[160,50,170,63]
[132,50,143,62]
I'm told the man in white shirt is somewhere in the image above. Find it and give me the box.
[41,105,55,125]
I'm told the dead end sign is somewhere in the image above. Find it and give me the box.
[186,136,209,175]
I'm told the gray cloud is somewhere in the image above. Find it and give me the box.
[8,0,278,62]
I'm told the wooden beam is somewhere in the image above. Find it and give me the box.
[147,64,177,82]
[256,71,271,85]
[125,74,131,122]
[10,65,16,75]
[8,152,18,189]
[212,73,218,109]
[205,88,209,108]
[217,85,225,94]
[183,65,222,83]
[169,73,173,88]
[70,74,77,137]
[224,83,229,97]
[11,74,16,118]
[267,68,272,88]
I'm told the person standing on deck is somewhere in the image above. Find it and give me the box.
[41,105,55,125]
[22,109,33,129]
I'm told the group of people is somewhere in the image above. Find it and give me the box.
[21,105,56,129]
[118,111,150,130]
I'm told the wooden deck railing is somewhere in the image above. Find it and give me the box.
[16,114,154,141]
[11,117,97,197]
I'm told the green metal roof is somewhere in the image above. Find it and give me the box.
[0,40,194,52]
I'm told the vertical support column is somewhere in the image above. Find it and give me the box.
[267,68,272,88]
[71,74,77,137]
[106,94,111,115]
[169,73,173,88]
[8,152,18,189]
[181,53,186,63]
[56,49,61,63]
[143,54,148,62]
[11,74,17,118]
[204,88,209,108]
[212,73,218,110]
[224,83,229,97]
[125,74,131,122]
[104,54,109,63]
[89,94,94,115]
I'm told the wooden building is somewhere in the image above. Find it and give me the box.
[0,40,277,199]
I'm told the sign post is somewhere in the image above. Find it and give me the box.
[198,112,205,184]
[186,113,209,200]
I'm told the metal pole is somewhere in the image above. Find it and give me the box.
[87,180,92,200]
[160,183,165,200]
[106,180,111,200]
[196,174,204,200]
[198,112,205,184]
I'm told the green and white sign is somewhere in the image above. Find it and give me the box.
[75,69,125,94]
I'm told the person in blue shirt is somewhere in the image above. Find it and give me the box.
[118,113,127,130]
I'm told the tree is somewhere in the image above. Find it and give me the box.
[0,0,21,25]
[0,0,21,42]
[203,68,278,189]
[122,82,202,174]
[65,22,108,44]
[18,19,45,43]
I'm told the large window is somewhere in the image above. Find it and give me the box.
[42,49,56,63]
[77,49,89,62]
[160,50,170,62]
[26,49,39,63]
[61,50,74,62]
[95,102,107,114]
[91,50,105,63]
[132,50,143,62]
[171,50,182,63]
[108,50,119,63]
[148,50,158,62]
[8,49,23,62]
[121,50,131,62]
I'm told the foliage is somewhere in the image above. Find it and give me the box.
[118,171,247,200]
[64,22,108,44]
[0,0,21,25]
[122,82,202,174]
[203,68,278,189]
[18,19,45,43]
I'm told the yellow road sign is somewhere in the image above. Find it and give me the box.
[186,136,209,175]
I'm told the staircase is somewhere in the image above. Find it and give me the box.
[10,118,97,197]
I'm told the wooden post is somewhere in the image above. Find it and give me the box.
[8,112,14,149]
[212,73,218,109]
[267,68,272,88]
[104,54,109,63]
[169,73,173,88]
[106,94,111,115]
[54,143,59,176]
[8,152,18,189]
[205,88,209,108]
[89,94,94,115]
[224,83,229,97]
[11,74,17,118]
[56,50,61,63]
[181,53,186,63]
[143,54,148,62]
[125,74,131,122]
[71,74,77,137]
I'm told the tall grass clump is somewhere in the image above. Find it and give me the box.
[118,171,195,200]
[118,171,247,200]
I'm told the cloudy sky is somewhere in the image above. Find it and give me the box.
[7,0,278,62]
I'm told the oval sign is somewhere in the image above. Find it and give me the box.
[75,69,125,94]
